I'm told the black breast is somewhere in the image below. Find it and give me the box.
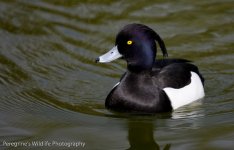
[105,72,172,113]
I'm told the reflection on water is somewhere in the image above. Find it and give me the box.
[172,99,204,119]
[0,0,234,149]
[127,119,171,150]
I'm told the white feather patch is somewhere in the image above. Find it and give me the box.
[112,82,120,89]
[163,71,205,110]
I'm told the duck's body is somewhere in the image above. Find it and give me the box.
[96,24,205,113]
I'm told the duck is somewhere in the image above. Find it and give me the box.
[96,23,205,113]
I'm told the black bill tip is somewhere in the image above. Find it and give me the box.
[95,57,100,63]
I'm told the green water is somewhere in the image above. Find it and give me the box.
[0,0,234,149]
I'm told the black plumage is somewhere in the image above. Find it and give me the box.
[97,23,205,113]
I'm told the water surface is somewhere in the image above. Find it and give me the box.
[0,0,234,149]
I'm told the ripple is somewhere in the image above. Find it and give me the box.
[0,1,48,35]
[0,53,30,86]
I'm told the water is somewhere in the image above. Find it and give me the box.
[0,0,233,149]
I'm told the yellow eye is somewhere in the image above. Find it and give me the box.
[127,40,133,45]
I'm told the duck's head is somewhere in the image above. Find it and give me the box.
[96,23,168,72]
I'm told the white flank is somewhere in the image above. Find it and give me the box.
[163,71,205,110]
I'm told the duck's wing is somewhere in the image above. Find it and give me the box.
[156,62,204,89]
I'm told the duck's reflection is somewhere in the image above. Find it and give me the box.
[127,118,171,150]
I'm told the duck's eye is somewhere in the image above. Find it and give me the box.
[127,40,133,45]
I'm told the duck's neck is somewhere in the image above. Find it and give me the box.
[127,60,154,73]
[127,65,152,74]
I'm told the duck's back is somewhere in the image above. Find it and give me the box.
[153,59,204,88]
